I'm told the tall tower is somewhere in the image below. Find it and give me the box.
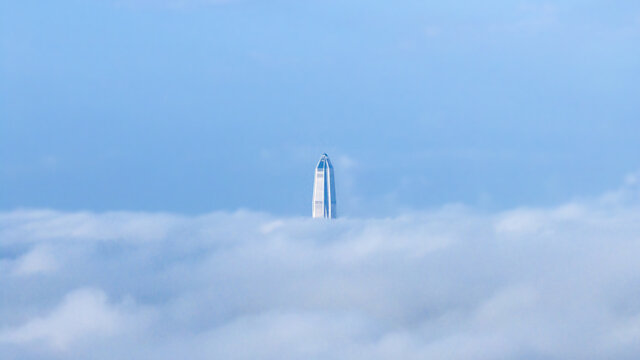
[312,153,337,219]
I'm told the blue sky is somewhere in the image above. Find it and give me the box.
[1,0,639,215]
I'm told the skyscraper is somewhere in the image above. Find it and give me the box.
[312,153,337,219]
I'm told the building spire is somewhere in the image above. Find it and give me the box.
[312,154,337,218]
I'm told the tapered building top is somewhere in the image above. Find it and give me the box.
[312,153,337,219]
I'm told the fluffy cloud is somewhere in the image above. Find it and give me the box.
[1,181,640,359]
[0,289,124,350]
[9,245,58,276]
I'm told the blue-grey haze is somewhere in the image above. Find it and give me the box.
[1,0,639,215]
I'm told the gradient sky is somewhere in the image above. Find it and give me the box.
[1,0,639,216]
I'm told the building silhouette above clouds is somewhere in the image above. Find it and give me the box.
[312,153,337,219]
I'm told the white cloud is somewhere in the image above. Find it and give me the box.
[335,155,357,171]
[0,288,123,350]
[11,245,58,276]
[1,178,640,358]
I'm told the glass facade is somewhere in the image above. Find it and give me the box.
[312,154,337,219]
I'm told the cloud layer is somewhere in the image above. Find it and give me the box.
[2,182,640,359]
